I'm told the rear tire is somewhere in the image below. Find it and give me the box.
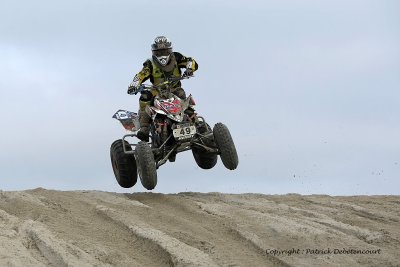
[192,122,218,169]
[110,139,137,188]
[213,123,239,170]
[136,141,158,190]
[192,148,218,169]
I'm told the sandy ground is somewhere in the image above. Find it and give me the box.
[0,189,399,266]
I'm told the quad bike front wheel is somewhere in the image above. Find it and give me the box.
[110,139,138,188]
[213,123,239,170]
[136,141,158,190]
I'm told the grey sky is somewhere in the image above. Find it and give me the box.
[1,0,399,194]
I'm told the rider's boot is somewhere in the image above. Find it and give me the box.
[185,107,197,122]
[185,107,195,116]
[137,110,151,142]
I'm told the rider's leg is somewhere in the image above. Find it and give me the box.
[174,87,196,117]
[137,91,153,142]
[173,87,186,99]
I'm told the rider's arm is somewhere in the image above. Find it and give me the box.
[174,52,198,73]
[131,60,152,87]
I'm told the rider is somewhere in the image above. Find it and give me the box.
[127,36,198,142]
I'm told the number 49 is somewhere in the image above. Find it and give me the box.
[180,127,191,135]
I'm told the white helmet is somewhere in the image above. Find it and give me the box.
[151,36,173,66]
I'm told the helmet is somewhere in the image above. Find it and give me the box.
[151,36,173,66]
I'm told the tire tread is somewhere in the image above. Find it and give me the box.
[213,123,239,170]
[136,141,157,190]
[110,140,137,188]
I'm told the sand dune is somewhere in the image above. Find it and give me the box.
[0,189,399,266]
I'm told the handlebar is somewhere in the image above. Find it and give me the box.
[132,74,193,95]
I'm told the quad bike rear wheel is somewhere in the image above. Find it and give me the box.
[192,123,217,169]
[110,139,137,188]
[192,148,218,169]
[136,141,158,190]
[213,123,239,170]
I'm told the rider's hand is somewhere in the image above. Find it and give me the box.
[183,69,193,77]
[128,79,141,94]
[127,85,137,95]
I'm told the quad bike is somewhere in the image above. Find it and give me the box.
[110,75,238,190]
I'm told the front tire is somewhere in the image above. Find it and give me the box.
[136,141,158,190]
[110,139,137,188]
[213,123,239,170]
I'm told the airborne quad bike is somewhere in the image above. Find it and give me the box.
[110,75,238,190]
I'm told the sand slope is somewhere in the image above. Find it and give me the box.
[0,189,399,266]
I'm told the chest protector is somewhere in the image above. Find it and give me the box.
[151,57,181,85]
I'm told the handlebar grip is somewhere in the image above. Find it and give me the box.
[134,85,145,94]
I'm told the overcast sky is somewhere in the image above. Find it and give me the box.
[1,0,399,195]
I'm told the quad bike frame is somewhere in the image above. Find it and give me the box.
[121,116,218,169]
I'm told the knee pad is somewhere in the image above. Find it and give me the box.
[139,100,150,111]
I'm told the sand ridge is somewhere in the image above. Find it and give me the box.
[0,189,399,266]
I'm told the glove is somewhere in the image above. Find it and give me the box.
[127,79,140,94]
[183,69,193,77]
[127,85,138,94]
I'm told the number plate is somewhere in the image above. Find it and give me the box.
[173,124,197,140]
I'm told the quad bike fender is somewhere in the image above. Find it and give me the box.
[147,105,167,116]
[112,109,140,132]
